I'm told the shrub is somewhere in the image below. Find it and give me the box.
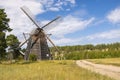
[18,55,24,60]
[29,53,37,61]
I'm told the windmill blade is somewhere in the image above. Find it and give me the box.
[21,6,40,28]
[46,36,60,53]
[23,33,27,40]
[30,36,39,48]
[25,38,32,60]
[30,29,42,48]
[41,16,61,29]
[30,28,45,48]
[18,38,29,48]
[19,50,25,55]
[47,34,52,37]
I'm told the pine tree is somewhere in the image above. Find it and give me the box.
[0,9,12,59]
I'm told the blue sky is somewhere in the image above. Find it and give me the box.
[0,0,120,46]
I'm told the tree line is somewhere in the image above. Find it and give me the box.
[51,43,120,60]
[58,43,120,51]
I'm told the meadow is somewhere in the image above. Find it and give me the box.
[0,60,114,80]
[87,58,120,66]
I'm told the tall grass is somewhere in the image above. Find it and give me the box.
[0,60,114,80]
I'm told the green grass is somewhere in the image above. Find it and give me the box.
[0,60,114,80]
[87,58,120,66]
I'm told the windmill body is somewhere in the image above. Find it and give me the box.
[30,30,51,60]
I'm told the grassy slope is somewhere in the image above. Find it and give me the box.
[87,58,120,66]
[0,60,114,80]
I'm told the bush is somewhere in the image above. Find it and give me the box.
[29,53,37,61]
[18,55,24,60]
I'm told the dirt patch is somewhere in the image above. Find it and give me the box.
[76,60,120,80]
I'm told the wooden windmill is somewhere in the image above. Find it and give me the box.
[20,6,60,60]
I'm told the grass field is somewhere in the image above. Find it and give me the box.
[87,58,120,66]
[0,60,114,80]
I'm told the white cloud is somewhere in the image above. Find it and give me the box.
[39,0,75,11]
[44,15,95,45]
[86,29,120,40]
[73,9,88,17]
[0,0,44,41]
[0,0,76,43]
[50,29,120,46]
[48,15,95,38]
[92,19,106,26]
[67,0,76,4]
[48,7,60,11]
[51,37,82,46]
[107,7,120,24]
[0,0,44,15]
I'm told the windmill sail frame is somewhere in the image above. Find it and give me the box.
[21,6,60,60]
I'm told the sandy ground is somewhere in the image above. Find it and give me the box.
[76,60,120,80]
